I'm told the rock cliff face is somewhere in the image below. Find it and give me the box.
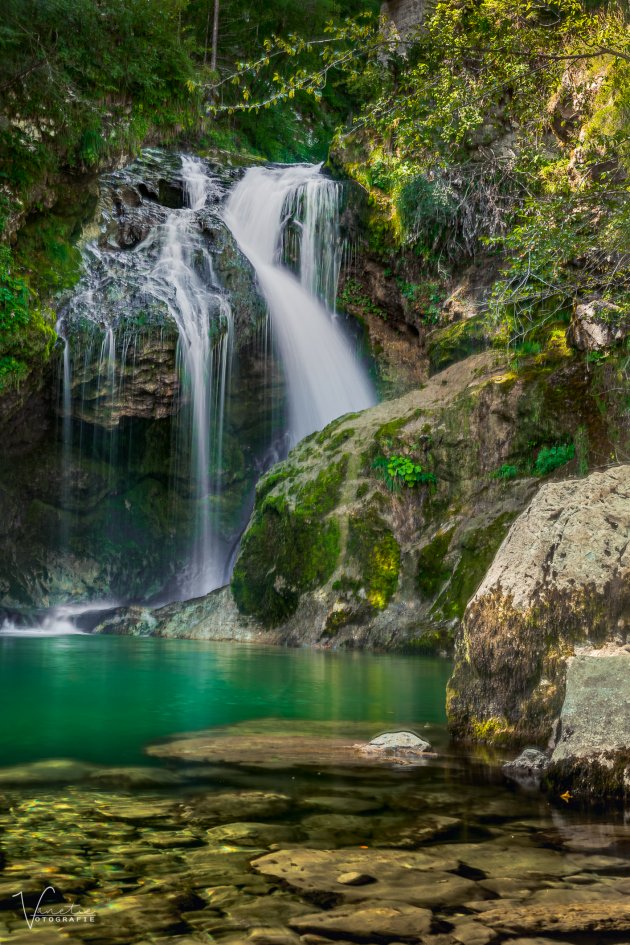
[382,0,427,39]
[447,465,630,751]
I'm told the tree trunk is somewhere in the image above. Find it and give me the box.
[210,0,220,73]
[204,1,212,65]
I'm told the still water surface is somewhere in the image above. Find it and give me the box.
[0,634,451,765]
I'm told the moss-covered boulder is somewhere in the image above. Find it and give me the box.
[223,345,627,649]
[447,465,630,757]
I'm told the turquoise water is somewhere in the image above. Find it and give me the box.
[0,634,451,765]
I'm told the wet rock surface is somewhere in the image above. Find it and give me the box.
[147,720,438,769]
[0,718,629,945]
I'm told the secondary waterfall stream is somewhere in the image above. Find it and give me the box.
[224,163,376,445]
[141,156,233,597]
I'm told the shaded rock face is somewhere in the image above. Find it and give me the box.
[447,465,630,752]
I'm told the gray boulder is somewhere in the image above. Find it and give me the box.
[567,299,628,351]
[448,465,630,752]
[358,730,432,763]
[503,748,549,788]
[546,646,630,800]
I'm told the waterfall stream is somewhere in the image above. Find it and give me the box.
[37,154,376,620]
[141,156,234,597]
[224,163,376,445]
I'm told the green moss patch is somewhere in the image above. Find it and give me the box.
[433,514,515,621]
[416,528,455,598]
[427,316,488,374]
[347,506,400,611]
[231,458,347,627]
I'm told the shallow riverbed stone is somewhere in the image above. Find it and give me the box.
[336,871,375,886]
[476,900,630,934]
[251,848,479,908]
[289,901,432,939]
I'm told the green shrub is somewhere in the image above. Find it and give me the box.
[492,463,519,480]
[373,454,437,491]
[534,442,575,476]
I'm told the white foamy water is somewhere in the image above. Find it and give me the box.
[0,602,117,636]
[224,164,375,444]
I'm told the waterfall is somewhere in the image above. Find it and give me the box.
[224,164,376,445]
[143,156,234,596]
[59,155,234,601]
[51,154,375,614]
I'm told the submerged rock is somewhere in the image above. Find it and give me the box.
[289,901,432,939]
[251,847,479,907]
[447,465,630,761]
[147,721,435,770]
[503,749,549,787]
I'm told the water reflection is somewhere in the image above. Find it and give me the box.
[0,635,451,764]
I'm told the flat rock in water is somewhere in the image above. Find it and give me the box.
[252,848,481,908]
[476,900,630,934]
[289,901,432,939]
[148,721,437,770]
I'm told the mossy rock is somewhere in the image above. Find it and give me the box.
[231,459,348,627]
[347,506,401,611]
[427,316,489,374]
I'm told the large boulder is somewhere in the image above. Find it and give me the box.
[106,340,628,649]
[447,465,630,757]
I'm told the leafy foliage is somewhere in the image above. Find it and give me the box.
[225,0,629,346]
[492,463,520,480]
[373,454,437,491]
[534,442,576,475]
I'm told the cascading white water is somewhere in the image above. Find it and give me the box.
[51,155,374,618]
[143,156,234,596]
[224,164,375,444]
[60,155,234,600]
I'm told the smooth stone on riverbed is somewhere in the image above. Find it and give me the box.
[251,848,481,908]
[336,871,375,886]
[205,821,298,848]
[476,900,630,934]
[289,901,432,939]
[358,730,432,761]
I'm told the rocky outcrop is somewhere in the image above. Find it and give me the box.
[382,0,427,40]
[105,342,628,649]
[447,465,630,757]
[567,298,628,352]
